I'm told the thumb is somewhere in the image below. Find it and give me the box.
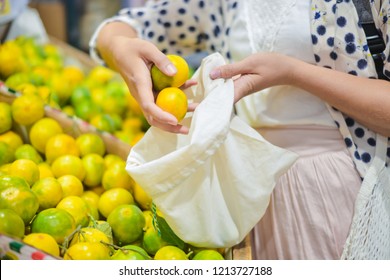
[209,61,247,79]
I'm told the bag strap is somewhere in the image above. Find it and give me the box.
[353,0,389,80]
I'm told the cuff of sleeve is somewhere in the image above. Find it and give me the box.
[88,15,144,65]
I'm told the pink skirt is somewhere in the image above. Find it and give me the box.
[251,125,361,260]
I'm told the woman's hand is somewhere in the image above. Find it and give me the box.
[97,22,190,134]
[209,52,296,103]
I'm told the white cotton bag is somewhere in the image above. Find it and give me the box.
[126,53,298,248]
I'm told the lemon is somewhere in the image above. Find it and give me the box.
[103,154,124,169]
[31,177,63,211]
[98,188,134,219]
[9,159,40,186]
[151,54,189,91]
[37,162,54,179]
[23,233,60,257]
[102,161,134,191]
[29,117,63,154]
[11,94,45,126]
[0,208,25,239]
[64,242,110,260]
[133,182,152,210]
[155,87,188,122]
[14,144,43,164]
[81,153,105,187]
[51,154,86,181]
[69,227,111,249]
[76,133,106,157]
[0,130,24,153]
[80,190,100,209]
[45,133,80,164]
[62,65,85,87]
[56,195,91,227]
[88,65,115,84]
[57,174,84,198]
[0,102,13,134]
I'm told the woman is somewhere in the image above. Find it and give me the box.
[89,0,390,259]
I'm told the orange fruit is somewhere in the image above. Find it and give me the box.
[76,133,106,157]
[57,174,84,197]
[155,87,188,122]
[103,154,124,169]
[107,204,145,246]
[151,54,189,91]
[110,245,150,260]
[63,242,110,260]
[31,177,63,211]
[0,184,39,224]
[29,117,63,154]
[89,113,116,133]
[14,144,43,164]
[142,226,168,256]
[154,246,189,260]
[0,174,30,190]
[102,161,134,191]
[80,190,100,209]
[31,208,76,244]
[8,159,40,186]
[133,182,152,210]
[192,249,225,260]
[0,208,25,239]
[56,196,91,227]
[45,133,80,164]
[81,153,105,187]
[98,188,134,219]
[0,142,14,165]
[0,130,24,153]
[69,227,110,248]
[0,102,13,134]
[23,233,60,257]
[37,162,54,179]
[51,154,86,181]
[11,94,45,126]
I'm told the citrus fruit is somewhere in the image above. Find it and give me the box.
[37,162,54,179]
[192,249,225,260]
[81,153,105,187]
[142,226,168,256]
[70,86,91,106]
[110,245,150,260]
[133,182,152,210]
[89,113,116,133]
[0,142,14,165]
[76,133,106,157]
[0,130,23,153]
[0,102,13,134]
[48,73,73,106]
[8,159,40,186]
[74,100,101,121]
[143,210,154,230]
[51,154,86,181]
[0,184,39,224]
[102,161,134,191]
[0,163,11,176]
[98,188,134,219]
[56,196,91,227]
[69,227,110,248]
[62,65,85,87]
[14,144,43,164]
[0,174,30,190]
[11,94,45,126]
[29,117,63,154]
[57,174,84,197]
[88,65,115,84]
[62,105,75,117]
[45,133,80,164]
[155,87,188,122]
[103,154,124,169]
[151,54,189,91]
[107,204,145,246]
[31,177,63,211]
[154,246,189,260]
[0,208,25,239]
[23,233,60,257]
[31,208,76,244]
[63,242,110,260]
[80,190,100,209]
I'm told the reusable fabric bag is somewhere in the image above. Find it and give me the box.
[126,53,298,248]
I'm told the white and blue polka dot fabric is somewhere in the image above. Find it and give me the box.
[90,0,389,180]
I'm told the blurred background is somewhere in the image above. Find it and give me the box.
[28,0,147,52]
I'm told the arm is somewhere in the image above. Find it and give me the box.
[210,52,390,137]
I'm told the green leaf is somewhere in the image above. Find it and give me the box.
[156,216,186,251]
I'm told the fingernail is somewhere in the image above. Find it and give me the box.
[209,69,221,79]
[166,64,177,75]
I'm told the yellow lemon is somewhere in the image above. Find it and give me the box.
[31,177,63,211]
[51,155,86,181]
[133,182,152,210]
[0,102,13,134]
[9,159,40,186]
[45,133,80,164]
[11,94,45,126]
[103,154,124,169]
[69,227,110,249]
[98,188,134,219]
[154,246,189,260]
[37,162,54,179]
[63,242,110,260]
[57,174,84,198]
[56,196,91,227]
[23,233,60,257]
[88,65,115,84]
[29,117,63,154]
[80,190,100,209]
[151,54,189,91]
[155,87,188,122]
[0,130,23,153]
[102,161,134,191]
[62,65,85,87]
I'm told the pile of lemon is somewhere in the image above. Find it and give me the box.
[0,100,225,260]
[0,36,147,147]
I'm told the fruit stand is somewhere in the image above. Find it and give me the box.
[0,36,252,260]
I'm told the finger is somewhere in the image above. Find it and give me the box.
[187,102,199,112]
[148,116,189,134]
[181,79,197,89]
[143,46,177,76]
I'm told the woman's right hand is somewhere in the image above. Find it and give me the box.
[97,22,190,134]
